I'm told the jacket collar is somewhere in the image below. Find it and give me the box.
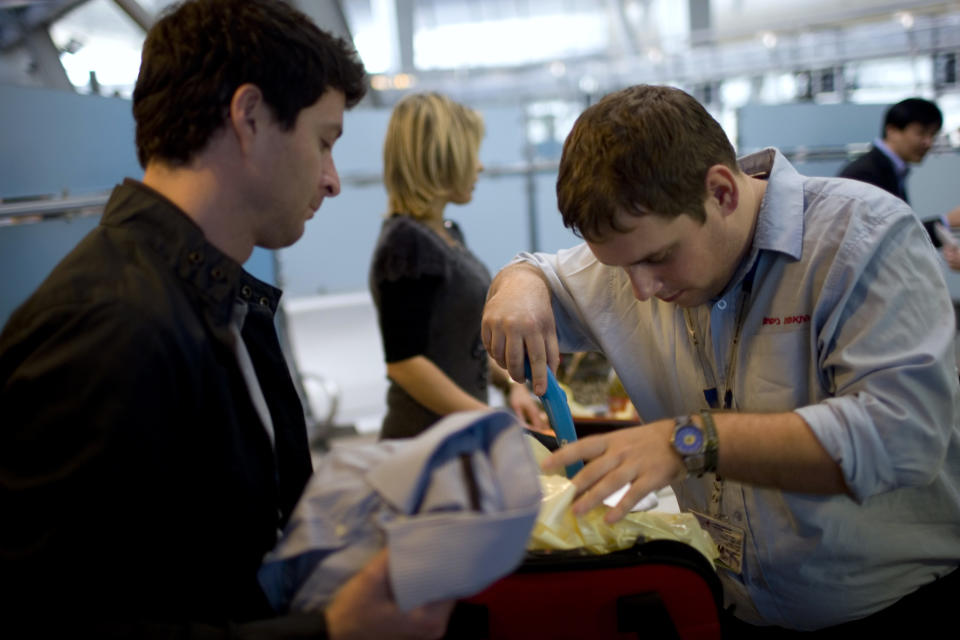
[101,179,282,328]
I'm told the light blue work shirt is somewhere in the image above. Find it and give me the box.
[516,148,960,630]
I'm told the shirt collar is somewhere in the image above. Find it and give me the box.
[720,148,804,297]
[873,137,909,177]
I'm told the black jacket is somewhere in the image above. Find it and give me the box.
[838,145,907,201]
[0,180,324,637]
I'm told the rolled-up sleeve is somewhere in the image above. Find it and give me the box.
[796,209,959,501]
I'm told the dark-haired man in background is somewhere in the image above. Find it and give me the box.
[837,97,960,255]
[0,1,450,638]
[838,97,943,201]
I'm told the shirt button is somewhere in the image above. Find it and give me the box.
[259,296,270,306]
[211,267,224,280]
[188,251,203,264]
[716,299,728,310]
[241,285,252,298]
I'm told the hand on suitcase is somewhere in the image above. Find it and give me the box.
[325,549,455,639]
[541,419,686,524]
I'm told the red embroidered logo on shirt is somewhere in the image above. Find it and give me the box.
[762,314,810,326]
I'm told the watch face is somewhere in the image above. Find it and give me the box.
[674,424,704,455]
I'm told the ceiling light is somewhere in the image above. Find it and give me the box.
[392,73,415,89]
[579,75,599,93]
[370,75,391,90]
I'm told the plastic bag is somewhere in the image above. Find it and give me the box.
[526,437,718,566]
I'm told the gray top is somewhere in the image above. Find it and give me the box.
[369,215,492,438]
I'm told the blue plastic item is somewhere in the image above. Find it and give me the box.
[525,360,584,478]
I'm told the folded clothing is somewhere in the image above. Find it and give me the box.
[258,409,543,612]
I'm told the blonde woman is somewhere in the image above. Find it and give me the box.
[369,92,546,439]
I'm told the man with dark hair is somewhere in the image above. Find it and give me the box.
[482,85,960,635]
[0,1,450,637]
[838,97,955,251]
[838,97,943,201]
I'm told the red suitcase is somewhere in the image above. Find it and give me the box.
[446,539,723,640]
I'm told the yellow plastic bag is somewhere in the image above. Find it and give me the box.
[526,438,718,567]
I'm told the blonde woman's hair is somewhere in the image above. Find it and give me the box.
[383,92,484,219]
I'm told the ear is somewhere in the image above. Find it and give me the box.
[228,83,265,153]
[704,164,739,217]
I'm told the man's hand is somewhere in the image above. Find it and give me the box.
[542,411,851,515]
[325,549,454,640]
[482,263,559,395]
[541,420,685,524]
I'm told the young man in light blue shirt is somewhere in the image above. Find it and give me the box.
[482,84,960,635]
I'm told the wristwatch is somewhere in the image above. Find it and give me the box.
[671,411,719,477]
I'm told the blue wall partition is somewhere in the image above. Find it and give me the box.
[7,85,960,328]
[0,85,283,328]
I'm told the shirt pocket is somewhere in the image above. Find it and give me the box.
[741,326,812,412]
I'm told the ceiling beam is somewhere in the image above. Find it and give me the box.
[112,0,154,32]
[292,0,353,43]
[0,0,88,52]
[23,25,72,90]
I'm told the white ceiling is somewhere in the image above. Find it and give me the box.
[2,0,960,104]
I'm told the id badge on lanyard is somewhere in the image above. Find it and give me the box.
[691,511,745,573]
[690,464,745,573]
[684,264,757,574]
